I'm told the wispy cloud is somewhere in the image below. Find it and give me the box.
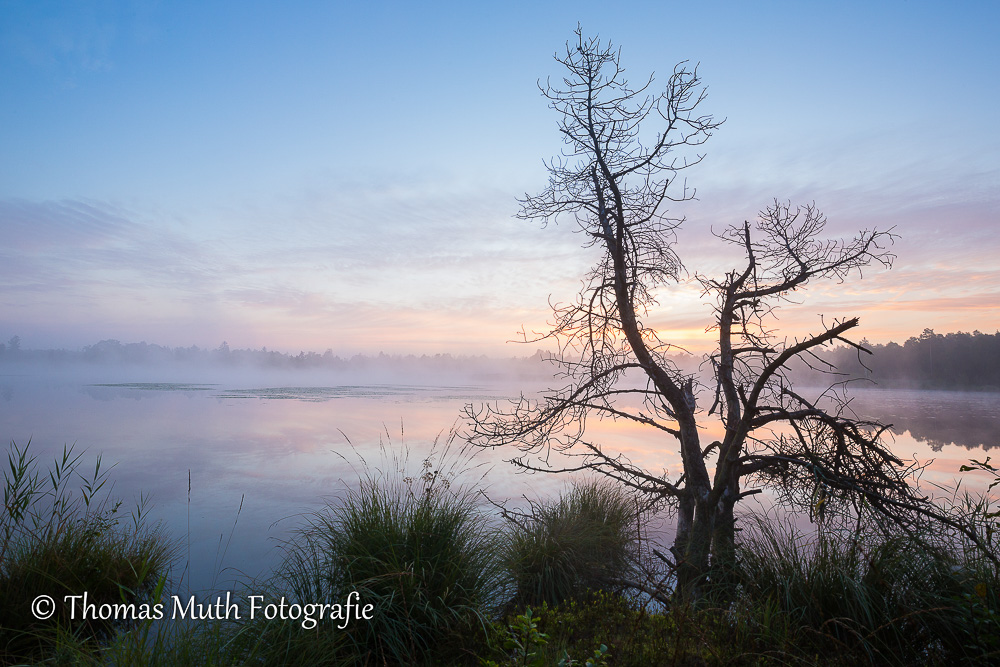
[0,184,587,352]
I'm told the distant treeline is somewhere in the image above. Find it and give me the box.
[813,329,1000,390]
[0,336,551,378]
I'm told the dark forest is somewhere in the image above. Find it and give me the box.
[810,328,1000,390]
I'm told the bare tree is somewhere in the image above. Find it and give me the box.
[464,28,983,601]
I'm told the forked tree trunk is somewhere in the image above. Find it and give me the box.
[673,468,740,603]
[674,499,715,602]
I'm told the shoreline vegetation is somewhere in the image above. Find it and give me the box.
[3,438,998,665]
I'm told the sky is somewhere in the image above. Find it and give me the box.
[1,0,998,356]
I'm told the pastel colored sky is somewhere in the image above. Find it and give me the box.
[2,1,998,355]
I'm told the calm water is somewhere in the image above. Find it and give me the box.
[2,370,998,592]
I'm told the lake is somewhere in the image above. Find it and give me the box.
[2,368,998,593]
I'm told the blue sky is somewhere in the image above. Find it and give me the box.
[2,0,998,354]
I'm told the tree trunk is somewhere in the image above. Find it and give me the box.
[711,494,738,601]
[675,498,715,603]
[675,466,740,604]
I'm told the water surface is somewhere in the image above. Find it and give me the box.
[3,372,997,592]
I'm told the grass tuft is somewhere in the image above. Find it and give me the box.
[504,478,641,608]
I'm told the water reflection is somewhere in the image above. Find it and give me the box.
[843,388,1000,452]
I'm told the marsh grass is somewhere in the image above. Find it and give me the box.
[503,478,641,608]
[0,439,174,663]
